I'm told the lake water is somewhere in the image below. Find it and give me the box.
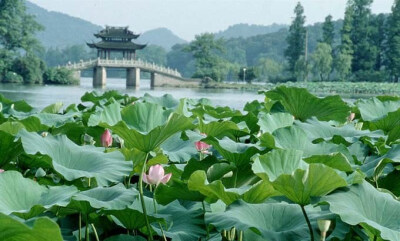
[0,78,264,110]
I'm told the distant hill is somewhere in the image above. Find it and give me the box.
[215,23,288,39]
[26,1,187,50]
[26,1,102,48]
[137,28,187,50]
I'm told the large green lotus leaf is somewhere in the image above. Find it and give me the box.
[356,97,400,121]
[231,112,260,134]
[70,184,137,214]
[204,136,263,167]
[152,201,206,241]
[361,145,400,177]
[303,153,353,172]
[206,201,336,241]
[388,125,400,144]
[0,94,33,113]
[41,102,63,114]
[321,181,400,241]
[294,118,384,143]
[264,86,350,123]
[121,102,171,133]
[0,121,26,135]
[272,164,347,205]
[155,179,204,205]
[369,109,400,133]
[188,170,275,205]
[188,170,240,205]
[142,93,179,109]
[0,213,63,241]
[105,194,161,230]
[0,171,78,219]
[104,235,147,241]
[273,126,352,158]
[160,131,201,163]
[257,112,294,133]
[252,149,306,181]
[52,122,103,146]
[87,100,122,127]
[0,130,23,167]
[9,109,80,128]
[199,120,243,139]
[19,129,132,186]
[108,102,194,151]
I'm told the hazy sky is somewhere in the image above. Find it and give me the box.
[29,0,393,40]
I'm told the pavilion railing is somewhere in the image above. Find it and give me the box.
[62,58,182,77]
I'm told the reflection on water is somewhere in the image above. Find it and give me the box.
[0,78,264,110]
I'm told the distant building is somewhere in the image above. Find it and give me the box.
[87,26,146,60]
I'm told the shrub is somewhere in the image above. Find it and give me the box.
[12,54,46,84]
[43,67,79,85]
[2,71,23,83]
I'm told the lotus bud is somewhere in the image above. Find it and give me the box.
[195,133,211,154]
[0,169,4,173]
[142,164,172,186]
[41,132,48,137]
[347,112,355,122]
[101,129,113,147]
[317,219,331,241]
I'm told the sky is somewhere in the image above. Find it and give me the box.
[29,0,394,41]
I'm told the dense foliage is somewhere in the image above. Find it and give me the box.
[43,68,80,85]
[1,87,400,240]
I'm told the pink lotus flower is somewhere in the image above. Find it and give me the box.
[195,133,211,153]
[0,169,4,173]
[143,164,172,186]
[101,129,113,147]
[348,112,356,122]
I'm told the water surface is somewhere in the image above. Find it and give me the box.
[0,78,264,110]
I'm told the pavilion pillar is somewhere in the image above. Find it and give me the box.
[126,67,140,87]
[93,66,106,87]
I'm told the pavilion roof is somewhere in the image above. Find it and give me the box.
[94,26,140,39]
[87,41,147,51]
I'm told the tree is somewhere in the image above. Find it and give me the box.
[369,14,387,71]
[340,3,354,56]
[322,15,335,48]
[349,0,376,72]
[0,0,43,52]
[294,56,310,82]
[387,0,400,82]
[167,44,196,78]
[312,43,333,81]
[238,67,258,83]
[137,45,167,66]
[12,54,46,84]
[257,58,284,82]
[285,2,307,75]
[335,52,353,81]
[185,33,226,81]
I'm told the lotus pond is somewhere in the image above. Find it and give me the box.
[1,86,400,241]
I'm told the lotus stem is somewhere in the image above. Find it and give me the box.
[153,186,167,241]
[139,152,153,241]
[85,214,90,241]
[300,205,314,241]
[79,212,82,241]
[238,230,243,241]
[202,201,210,238]
[90,224,100,241]
[233,169,238,188]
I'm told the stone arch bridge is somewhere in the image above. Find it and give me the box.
[64,58,199,88]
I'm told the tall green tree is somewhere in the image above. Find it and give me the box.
[312,43,333,81]
[285,2,307,75]
[0,0,43,52]
[322,15,335,48]
[387,0,400,82]
[340,3,354,56]
[185,33,226,81]
[349,0,376,73]
[369,13,386,71]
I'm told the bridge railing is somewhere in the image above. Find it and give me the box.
[63,58,182,77]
